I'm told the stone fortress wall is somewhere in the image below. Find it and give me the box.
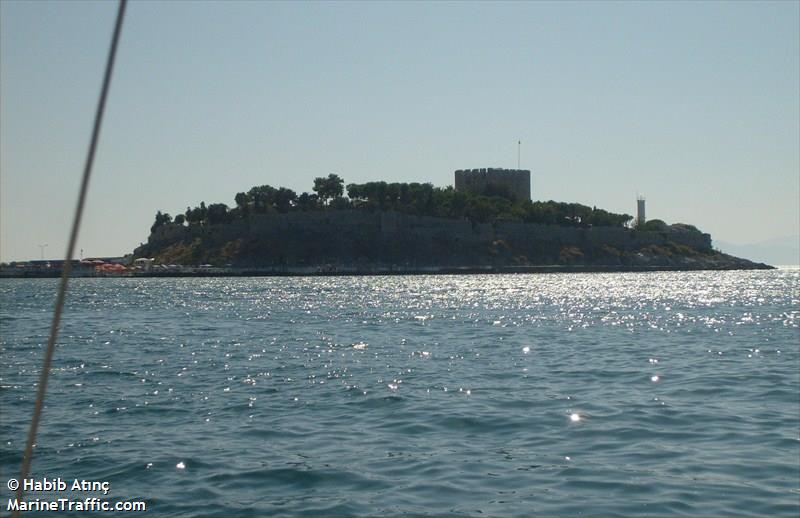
[145,210,712,267]
[454,168,531,201]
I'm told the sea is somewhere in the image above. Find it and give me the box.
[1,270,798,517]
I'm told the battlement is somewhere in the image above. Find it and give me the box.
[454,168,531,201]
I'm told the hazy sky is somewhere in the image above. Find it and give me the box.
[1,0,798,262]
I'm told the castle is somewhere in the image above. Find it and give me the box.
[454,168,531,202]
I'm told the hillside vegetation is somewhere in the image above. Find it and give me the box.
[150,174,634,233]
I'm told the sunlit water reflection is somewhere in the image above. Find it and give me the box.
[1,270,798,516]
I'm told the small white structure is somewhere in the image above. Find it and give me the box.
[636,196,646,227]
[134,257,154,271]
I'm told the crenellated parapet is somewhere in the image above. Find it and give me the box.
[454,168,531,201]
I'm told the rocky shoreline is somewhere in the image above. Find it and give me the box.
[0,258,774,279]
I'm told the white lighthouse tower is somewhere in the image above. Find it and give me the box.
[636,196,646,227]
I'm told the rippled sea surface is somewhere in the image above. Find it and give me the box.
[1,271,798,517]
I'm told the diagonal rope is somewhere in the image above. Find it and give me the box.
[14,1,127,513]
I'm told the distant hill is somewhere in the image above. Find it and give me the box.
[715,236,799,267]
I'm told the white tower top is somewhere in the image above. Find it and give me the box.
[636,196,646,227]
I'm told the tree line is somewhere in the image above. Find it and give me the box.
[151,174,633,233]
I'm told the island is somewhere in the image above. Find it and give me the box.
[0,169,773,278]
[127,169,771,275]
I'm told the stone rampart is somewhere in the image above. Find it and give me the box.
[142,210,711,267]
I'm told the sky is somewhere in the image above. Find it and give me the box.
[1,0,798,262]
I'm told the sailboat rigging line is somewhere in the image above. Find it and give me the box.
[14,1,127,514]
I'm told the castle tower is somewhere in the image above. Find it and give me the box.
[636,196,646,227]
[454,168,531,201]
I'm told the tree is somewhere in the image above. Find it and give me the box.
[174,214,186,225]
[466,197,493,223]
[313,174,344,204]
[206,203,230,225]
[671,223,701,233]
[346,183,364,203]
[386,183,401,209]
[274,187,298,213]
[150,211,172,233]
[409,183,434,215]
[296,192,319,211]
[639,219,668,232]
[185,206,201,225]
[247,185,277,213]
[234,192,251,217]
